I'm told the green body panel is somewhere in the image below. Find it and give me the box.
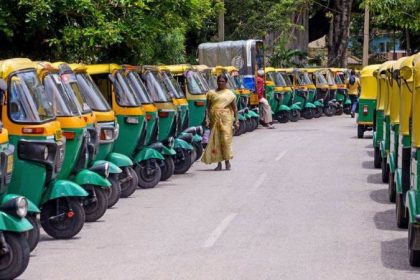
[304,102,316,109]
[91,160,122,174]
[402,135,411,147]
[283,91,292,106]
[408,149,420,223]
[344,99,351,105]
[0,212,32,232]
[380,141,386,158]
[238,113,246,121]
[41,179,88,204]
[74,169,111,188]
[313,100,323,107]
[248,110,259,118]
[133,147,164,163]
[178,103,189,130]
[95,142,114,161]
[157,109,176,142]
[265,86,277,113]
[407,190,419,223]
[174,138,193,150]
[290,103,301,110]
[278,104,290,111]
[113,115,145,157]
[307,89,316,103]
[384,116,391,154]
[388,124,399,173]
[395,169,402,193]
[145,111,158,145]
[161,146,176,156]
[188,99,207,127]
[106,152,133,167]
[336,89,346,102]
[7,135,49,206]
[58,127,86,179]
[1,194,40,214]
[389,153,396,173]
[374,110,384,147]
[293,94,305,111]
[192,134,202,143]
[357,99,376,124]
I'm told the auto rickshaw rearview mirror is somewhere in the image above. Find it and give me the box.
[399,66,412,80]
[0,79,6,91]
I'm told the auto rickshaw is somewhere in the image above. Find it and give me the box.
[0,81,34,278]
[87,64,163,189]
[391,56,415,229]
[264,67,292,123]
[330,68,352,115]
[70,64,137,205]
[357,65,380,138]
[123,65,177,181]
[0,58,88,243]
[36,62,113,222]
[380,61,397,184]
[406,52,420,266]
[306,68,334,117]
[318,69,339,115]
[277,70,300,122]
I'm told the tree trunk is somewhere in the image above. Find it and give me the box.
[286,2,309,53]
[327,0,353,67]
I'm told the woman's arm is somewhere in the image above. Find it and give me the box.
[205,95,211,127]
[230,99,239,127]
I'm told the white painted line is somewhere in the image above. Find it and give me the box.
[275,150,288,161]
[253,172,267,190]
[203,213,237,248]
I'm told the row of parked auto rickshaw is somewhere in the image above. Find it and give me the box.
[357,52,420,266]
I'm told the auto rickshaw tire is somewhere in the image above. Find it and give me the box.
[289,110,300,122]
[409,222,420,267]
[302,108,314,120]
[388,172,396,203]
[192,142,203,161]
[381,157,389,183]
[396,193,408,228]
[40,198,85,239]
[276,111,289,123]
[323,105,336,117]
[245,119,251,132]
[120,166,138,197]
[314,107,323,118]
[25,214,40,252]
[174,149,193,174]
[83,186,108,222]
[239,120,246,135]
[343,106,351,115]
[374,147,381,168]
[160,156,175,181]
[0,232,30,280]
[335,106,343,115]
[252,118,259,130]
[137,160,161,189]
[357,125,364,139]
[107,175,121,208]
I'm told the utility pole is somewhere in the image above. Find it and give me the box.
[362,4,369,67]
[218,0,225,42]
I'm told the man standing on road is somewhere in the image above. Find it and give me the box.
[345,69,361,118]
[256,69,275,129]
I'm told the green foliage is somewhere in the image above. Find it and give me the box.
[269,36,307,67]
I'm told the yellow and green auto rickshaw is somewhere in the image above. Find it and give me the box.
[357,65,380,139]
[87,64,163,189]
[305,68,335,117]
[265,67,293,123]
[0,58,88,243]
[330,68,352,115]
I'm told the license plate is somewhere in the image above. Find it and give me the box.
[7,154,13,173]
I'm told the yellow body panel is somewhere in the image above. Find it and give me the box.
[57,116,86,129]
[360,64,380,100]
[0,128,9,144]
[86,64,121,75]
[412,53,420,147]
[94,111,115,122]
[0,58,34,78]
[143,104,158,113]
[155,102,176,111]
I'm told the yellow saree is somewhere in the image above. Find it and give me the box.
[202,89,236,164]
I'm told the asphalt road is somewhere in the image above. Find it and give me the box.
[22,115,420,280]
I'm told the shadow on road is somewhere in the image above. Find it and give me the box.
[366,150,374,157]
[370,189,392,205]
[374,209,405,231]
[367,173,383,184]
[381,238,420,273]
[362,160,375,169]
[40,234,81,242]
[365,144,373,149]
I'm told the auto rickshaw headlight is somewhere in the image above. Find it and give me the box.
[168,136,174,148]
[16,197,28,218]
[43,146,49,160]
[196,126,203,136]
[89,162,110,178]
[100,127,115,141]
[400,66,412,80]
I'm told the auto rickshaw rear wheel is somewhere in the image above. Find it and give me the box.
[409,222,420,266]
[174,149,192,174]
[40,198,85,239]
[357,125,365,139]
[276,111,289,123]
[374,147,381,168]
[0,232,30,280]
[381,157,389,183]
[314,107,322,118]
[335,106,343,116]
[388,172,396,203]
[83,186,108,222]
[396,193,408,228]
[107,175,121,208]
[302,108,314,120]
[160,155,175,181]
[343,105,351,115]
[25,214,40,252]
[137,160,161,188]
[289,109,300,122]
[120,166,138,196]
[323,105,336,117]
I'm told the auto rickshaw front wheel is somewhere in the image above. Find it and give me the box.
[388,172,396,203]
[357,125,365,139]
[25,213,40,252]
[302,108,314,120]
[136,160,161,189]
[160,156,175,181]
[275,111,289,123]
[120,166,138,197]
[335,106,343,116]
[323,105,336,117]
[107,175,121,208]
[374,147,381,168]
[0,232,30,280]
[40,198,85,239]
[289,109,300,122]
[409,222,420,267]
[314,107,322,118]
[396,193,408,228]
[83,186,108,222]
[174,149,193,174]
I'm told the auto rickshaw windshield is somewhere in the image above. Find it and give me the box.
[185,70,209,94]
[325,71,335,85]
[76,73,111,112]
[143,71,171,103]
[127,72,153,104]
[280,73,293,86]
[316,72,328,85]
[296,72,306,85]
[335,73,344,84]
[161,71,185,99]
[44,73,80,117]
[272,72,287,87]
[60,73,91,114]
[302,72,313,85]
[114,71,141,107]
[9,70,55,123]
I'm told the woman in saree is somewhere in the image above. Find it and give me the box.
[202,74,239,170]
